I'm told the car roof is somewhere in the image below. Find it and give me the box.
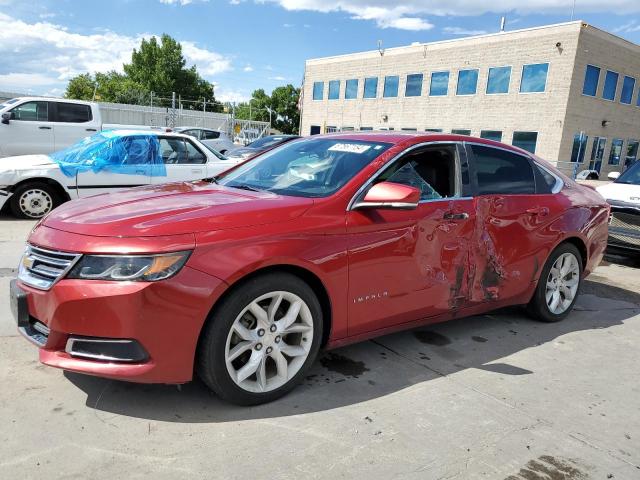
[102,129,194,139]
[8,96,95,106]
[314,131,531,155]
[175,126,221,132]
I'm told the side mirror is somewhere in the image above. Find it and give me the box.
[607,171,620,181]
[1,112,10,125]
[353,181,420,210]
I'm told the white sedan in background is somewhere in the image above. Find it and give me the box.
[0,130,241,218]
[173,127,236,154]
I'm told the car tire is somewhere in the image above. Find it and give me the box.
[527,243,583,322]
[197,272,323,406]
[9,182,60,219]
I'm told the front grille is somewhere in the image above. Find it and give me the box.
[609,209,640,250]
[610,211,640,231]
[18,244,82,290]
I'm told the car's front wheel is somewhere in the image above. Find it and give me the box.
[10,182,60,219]
[527,243,583,322]
[197,272,323,405]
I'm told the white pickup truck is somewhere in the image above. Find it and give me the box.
[0,97,170,158]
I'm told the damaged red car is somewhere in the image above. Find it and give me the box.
[10,133,609,405]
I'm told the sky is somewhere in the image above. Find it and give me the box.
[0,0,640,103]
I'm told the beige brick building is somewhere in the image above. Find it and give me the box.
[300,21,640,178]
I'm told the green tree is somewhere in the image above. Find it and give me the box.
[64,33,221,111]
[232,86,301,134]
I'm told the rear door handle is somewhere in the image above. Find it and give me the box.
[443,212,469,220]
[526,206,549,216]
[86,128,97,132]
[191,169,203,174]
[38,126,52,130]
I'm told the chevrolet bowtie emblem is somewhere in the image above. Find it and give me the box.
[22,256,34,270]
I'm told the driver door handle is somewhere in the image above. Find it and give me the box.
[443,212,469,220]
[38,126,52,130]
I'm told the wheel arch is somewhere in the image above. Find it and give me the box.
[9,177,72,203]
[200,263,333,349]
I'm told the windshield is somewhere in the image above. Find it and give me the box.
[248,136,292,149]
[0,98,19,110]
[201,143,228,160]
[218,138,391,198]
[615,162,640,185]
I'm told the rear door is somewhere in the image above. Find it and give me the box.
[75,135,152,197]
[346,143,476,336]
[152,137,208,184]
[465,143,564,305]
[2,101,53,155]
[51,102,98,150]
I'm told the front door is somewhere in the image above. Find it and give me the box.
[75,135,152,197]
[3,101,54,156]
[346,143,475,336]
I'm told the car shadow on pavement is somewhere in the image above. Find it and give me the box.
[64,278,640,423]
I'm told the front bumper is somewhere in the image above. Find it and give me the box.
[17,265,227,384]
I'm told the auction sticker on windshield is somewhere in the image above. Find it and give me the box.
[328,143,371,154]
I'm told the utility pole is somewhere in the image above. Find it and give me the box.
[571,0,576,20]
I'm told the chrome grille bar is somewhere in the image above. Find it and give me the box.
[18,244,82,290]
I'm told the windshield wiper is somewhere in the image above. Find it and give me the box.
[227,184,263,192]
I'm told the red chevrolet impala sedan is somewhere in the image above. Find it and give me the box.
[10,133,609,405]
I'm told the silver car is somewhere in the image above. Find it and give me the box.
[174,127,236,154]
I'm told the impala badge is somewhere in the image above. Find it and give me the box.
[353,291,389,304]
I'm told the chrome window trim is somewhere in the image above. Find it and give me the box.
[464,141,564,194]
[347,141,468,211]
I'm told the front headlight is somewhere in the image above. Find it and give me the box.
[67,251,191,282]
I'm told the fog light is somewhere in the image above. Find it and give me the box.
[65,337,148,363]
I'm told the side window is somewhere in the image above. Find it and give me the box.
[10,101,48,121]
[374,146,458,201]
[181,130,200,139]
[55,103,92,123]
[533,164,559,194]
[202,130,220,140]
[184,141,206,164]
[472,145,535,195]
[121,136,152,165]
[159,138,188,164]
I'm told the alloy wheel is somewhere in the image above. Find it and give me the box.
[545,252,580,315]
[18,189,53,218]
[225,291,314,393]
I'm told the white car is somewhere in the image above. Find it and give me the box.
[0,130,241,219]
[174,127,236,154]
[596,164,640,252]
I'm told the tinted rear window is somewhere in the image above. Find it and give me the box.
[55,103,92,123]
[472,145,535,195]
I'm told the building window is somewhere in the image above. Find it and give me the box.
[326,126,339,133]
[608,138,624,165]
[513,131,538,153]
[405,74,423,97]
[452,129,471,136]
[570,133,588,163]
[602,70,619,101]
[312,82,324,100]
[520,63,549,93]
[383,76,399,98]
[360,127,373,131]
[363,77,378,98]
[328,80,340,100]
[480,130,503,142]
[310,125,321,135]
[401,128,417,131]
[345,79,358,99]
[430,71,449,96]
[456,69,479,95]
[342,126,355,131]
[425,128,443,132]
[620,76,635,104]
[486,66,511,94]
[625,140,639,168]
[589,137,607,172]
[582,65,600,96]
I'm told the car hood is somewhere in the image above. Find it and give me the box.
[596,182,640,205]
[0,154,58,171]
[43,181,314,237]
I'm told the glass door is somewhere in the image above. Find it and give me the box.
[589,137,607,173]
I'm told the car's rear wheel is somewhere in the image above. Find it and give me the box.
[197,272,323,405]
[10,182,59,219]
[527,243,583,322]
